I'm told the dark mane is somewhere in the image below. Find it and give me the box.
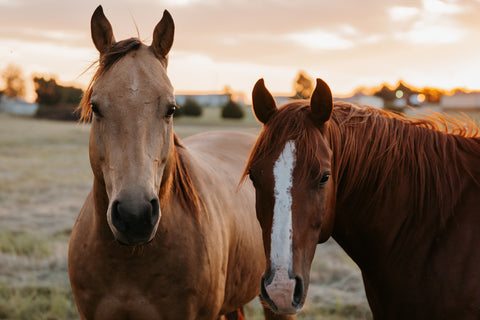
[170,134,207,220]
[77,38,142,122]
[330,103,480,226]
[245,100,480,229]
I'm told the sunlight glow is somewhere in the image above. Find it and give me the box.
[0,38,95,101]
[0,0,479,101]
[168,51,298,100]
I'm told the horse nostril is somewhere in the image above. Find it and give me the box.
[150,198,160,226]
[260,275,269,301]
[111,200,127,232]
[110,196,160,244]
[293,276,304,307]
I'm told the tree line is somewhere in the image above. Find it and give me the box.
[0,64,84,120]
[0,64,247,121]
[291,70,468,112]
[1,64,474,120]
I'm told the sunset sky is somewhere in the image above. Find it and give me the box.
[1,0,480,102]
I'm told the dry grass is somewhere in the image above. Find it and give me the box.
[0,112,370,319]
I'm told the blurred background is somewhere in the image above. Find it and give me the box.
[1,0,480,319]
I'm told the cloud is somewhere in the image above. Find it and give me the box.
[284,29,355,51]
[397,22,466,44]
[389,6,420,21]
[390,0,468,45]
[422,0,464,15]
[1,0,480,98]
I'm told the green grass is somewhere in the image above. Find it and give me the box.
[244,300,372,320]
[0,282,78,320]
[0,113,372,319]
[0,230,51,259]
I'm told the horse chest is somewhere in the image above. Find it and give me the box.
[92,293,161,320]
[73,253,218,319]
[70,225,224,319]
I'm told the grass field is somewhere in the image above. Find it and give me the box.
[0,107,371,319]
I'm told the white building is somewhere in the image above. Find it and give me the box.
[440,92,480,112]
[0,95,38,116]
[175,91,248,108]
[175,93,231,107]
[335,93,384,109]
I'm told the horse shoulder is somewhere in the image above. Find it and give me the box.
[180,131,266,312]
[68,189,104,318]
[183,131,256,160]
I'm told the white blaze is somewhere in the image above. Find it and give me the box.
[271,140,296,272]
[130,69,139,94]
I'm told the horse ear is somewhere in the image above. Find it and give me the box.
[252,79,277,124]
[310,78,333,124]
[151,10,175,59]
[91,5,115,54]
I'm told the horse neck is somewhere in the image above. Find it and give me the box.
[159,134,205,219]
[91,176,112,240]
[158,136,178,204]
[328,106,477,268]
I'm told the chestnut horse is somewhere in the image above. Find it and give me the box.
[68,6,294,320]
[245,78,480,318]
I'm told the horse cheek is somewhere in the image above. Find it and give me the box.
[318,182,336,243]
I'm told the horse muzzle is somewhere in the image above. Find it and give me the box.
[260,268,305,314]
[108,195,160,246]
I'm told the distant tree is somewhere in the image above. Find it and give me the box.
[181,98,203,117]
[33,77,61,105]
[421,87,445,103]
[293,71,314,99]
[451,88,469,94]
[223,85,233,97]
[221,99,244,119]
[59,85,83,104]
[33,76,84,121]
[1,64,26,98]
[395,81,418,102]
[33,76,83,106]
[374,84,396,102]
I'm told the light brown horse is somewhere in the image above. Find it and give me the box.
[68,6,295,320]
[245,78,480,318]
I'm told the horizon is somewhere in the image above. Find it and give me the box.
[2,0,480,102]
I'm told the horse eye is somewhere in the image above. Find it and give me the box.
[90,102,102,117]
[318,172,330,187]
[248,170,257,185]
[165,104,176,118]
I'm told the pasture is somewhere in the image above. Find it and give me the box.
[0,108,371,319]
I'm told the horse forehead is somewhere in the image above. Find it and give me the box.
[316,134,333,161]
[272,140,297,177]
[271,137,332,177]
[274,141,296,166]
[99,49,173,99]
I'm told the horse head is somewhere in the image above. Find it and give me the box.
[247,78,336,314]
[86,6,175,245]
